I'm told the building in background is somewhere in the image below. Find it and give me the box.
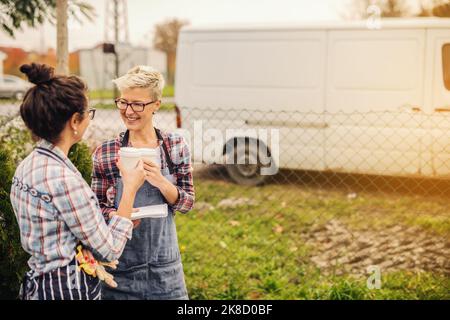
[78,43,167,91]
[0,46,79,77]
[0,51,6,76]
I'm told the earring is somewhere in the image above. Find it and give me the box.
[74,130,78,136]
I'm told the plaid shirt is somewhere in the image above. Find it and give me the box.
[10,140,133,277]
[91,130,195,219]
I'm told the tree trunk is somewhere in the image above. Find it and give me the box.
[167,51,176,86]
[56,0,69,75]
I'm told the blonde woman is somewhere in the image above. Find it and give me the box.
[92,66,195,300]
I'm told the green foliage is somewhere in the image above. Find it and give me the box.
[163,85,175,98]
[0,0,56,36]
[0,144,29,300]
[0,116,34,165]
[0,116,93,184]
[68,142,93,185]
[0,0,95,37]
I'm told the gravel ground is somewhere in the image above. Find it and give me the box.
[302,219,450,276]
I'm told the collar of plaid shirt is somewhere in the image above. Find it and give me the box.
[36,140,80,175]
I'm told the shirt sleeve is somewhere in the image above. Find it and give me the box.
[91,145,117,220]
[171,135,195,214]
[53,173,133,262]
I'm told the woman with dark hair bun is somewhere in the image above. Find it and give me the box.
[9,63,146,300]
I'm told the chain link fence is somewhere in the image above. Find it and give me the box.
[1,99,449,298]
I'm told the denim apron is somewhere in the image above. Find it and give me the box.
[102,129,188,300]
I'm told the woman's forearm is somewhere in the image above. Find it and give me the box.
[158,179,179,205]
[116,185,137,219]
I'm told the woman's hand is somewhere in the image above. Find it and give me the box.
[143,160,166,189]
[143,159,180,205]
[117,158,146,192]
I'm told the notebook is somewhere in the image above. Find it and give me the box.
[131,204,169,220]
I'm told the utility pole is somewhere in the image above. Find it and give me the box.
[104,0,130,98]
[56,0,69,75]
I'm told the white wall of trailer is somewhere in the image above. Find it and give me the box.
[175,19,450,178]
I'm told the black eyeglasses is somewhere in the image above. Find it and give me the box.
[115,98,158,113]
[87,108,96,120]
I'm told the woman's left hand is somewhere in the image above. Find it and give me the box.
[143,160,166,189]
[143,160,179,206]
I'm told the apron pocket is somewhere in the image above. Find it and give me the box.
[150,246,180,266]
[148,260,187,299]
[105,264,148,300]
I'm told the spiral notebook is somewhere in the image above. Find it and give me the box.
[131,204,168,220]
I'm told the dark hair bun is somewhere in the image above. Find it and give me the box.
[20,63,54,85]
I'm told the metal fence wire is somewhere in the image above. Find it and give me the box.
[1,101,449,297]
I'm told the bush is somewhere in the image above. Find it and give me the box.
[0,144,29,299]
[0,116,33,165]
[69,142,93,185]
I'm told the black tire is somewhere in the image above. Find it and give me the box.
[225,139,270,186]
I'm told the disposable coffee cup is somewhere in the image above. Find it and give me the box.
[118,147,141,171]
[140,148,158,165]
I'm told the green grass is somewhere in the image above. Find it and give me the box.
[162,85,174,98]
[88,85,174,100]
[0,98,18,105]
[176,179,450,300]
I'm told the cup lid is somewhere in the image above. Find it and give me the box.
[140,148,158,156]
[119,147,141,156]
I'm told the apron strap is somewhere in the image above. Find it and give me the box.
[120,130,130,148]
[121,129,175,174]
[155,128,175,175]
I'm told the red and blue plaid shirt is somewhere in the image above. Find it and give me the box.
[91,130,195,218]
[10,140,133,277]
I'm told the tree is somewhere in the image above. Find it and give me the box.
[347,0,450,19]
[431,0,450,16]
[56,0,68,74]
[347,0,411,19]
[0,0,94,75]
[381,0,411,17]
[153,18,189,86]
[0,0,94,37]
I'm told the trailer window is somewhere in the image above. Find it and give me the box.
[443,44,450,91]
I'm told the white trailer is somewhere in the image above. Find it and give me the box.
[175,18,450,185]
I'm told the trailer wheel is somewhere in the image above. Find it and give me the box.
[225,139,270,186]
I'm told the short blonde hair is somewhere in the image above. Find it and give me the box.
[112,65,165,100]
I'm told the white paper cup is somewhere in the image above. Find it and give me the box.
[140,148,158,164]
[118,147,141,171]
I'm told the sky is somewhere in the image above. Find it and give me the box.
[0,0,353,52]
